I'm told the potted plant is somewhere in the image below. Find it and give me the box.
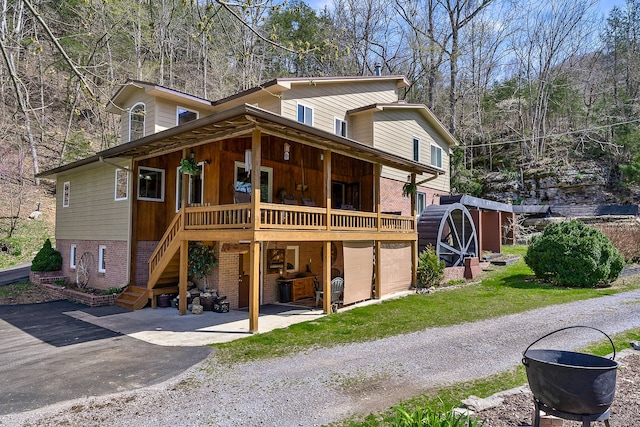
[188,241,218,292]
[179,157,201,175]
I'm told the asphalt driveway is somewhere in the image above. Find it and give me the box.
[0,300,213,415]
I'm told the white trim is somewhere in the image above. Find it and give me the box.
[62,181,70,207]
[296,102,313,126]
[175,162,205,211]
[430,143,443,169]
[114,168,129,201]
[417,192,426,216]
[334,117,348,137]
[176,106,199,125]
[138,166,165,202]
[286,245,299,273]
[128,102,146,142]
[70,244,77,269]
[98,245,106,273]
[413,136,421,162]
[234,161,273,203]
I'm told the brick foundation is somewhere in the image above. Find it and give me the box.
[56,239,129,291]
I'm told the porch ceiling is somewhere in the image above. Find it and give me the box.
[38,104,441,178]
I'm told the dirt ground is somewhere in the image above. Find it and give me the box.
[2,286,639,426]
[0,283,63,305]
[476,353,640,426]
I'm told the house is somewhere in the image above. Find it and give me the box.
[37,76,457,332]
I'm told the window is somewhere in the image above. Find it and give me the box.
[413,137,420,162]
[234,162,273,203]
[115,169,129,201]
[431,144,443,168]
[62,181,70,207]
[286,246,299,273]
[177,107,198,125]
[176,162,204,211]
[70,245,77,269]
[417,192,426,216]
[98,245,106,273]
[129,102,146,142]
[138,166,165,201]
[335,118,347,137]
[297,103,313,126]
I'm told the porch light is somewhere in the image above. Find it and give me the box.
[284,143,290,161]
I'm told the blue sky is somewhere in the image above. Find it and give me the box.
[304,0,628,15]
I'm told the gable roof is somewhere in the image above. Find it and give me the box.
[106,79,214,114]
[347,102,458,148]
[38,104,444,179]
[210,75,410,109]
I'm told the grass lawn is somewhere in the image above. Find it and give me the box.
[213,246,640,365]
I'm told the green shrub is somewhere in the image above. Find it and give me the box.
[31,238,63,272]
[417,245,445,289]
[524,220,624,287]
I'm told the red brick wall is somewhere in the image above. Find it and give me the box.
[56,239,128,291]
[135,241,157,286]
[380,177,448,216]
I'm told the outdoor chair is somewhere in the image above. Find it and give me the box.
[315,276,344,308]
[301,197,315,207]
[282,194,298,205]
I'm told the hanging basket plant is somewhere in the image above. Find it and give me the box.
[402,181,417,197]
[179,158,201,175]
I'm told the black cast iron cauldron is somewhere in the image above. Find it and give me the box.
[522,326,619,415]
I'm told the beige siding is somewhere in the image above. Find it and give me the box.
[251,92,282,114]
[118,92,156,143]
[349,112,374,146]
[373,110,451,193]
[155,99,179,133]
[55,161,132,241]
[280,81,400,134]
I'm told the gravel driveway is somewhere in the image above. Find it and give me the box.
[3,289,640,427]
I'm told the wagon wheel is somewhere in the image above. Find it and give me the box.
[76,251,94,289]
[417,203,478,267]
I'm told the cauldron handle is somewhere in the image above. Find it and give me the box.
[522,325,616,363]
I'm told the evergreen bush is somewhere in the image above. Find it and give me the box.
[417,245,445,289]
[524,220,624,287]
[31,238,63,272]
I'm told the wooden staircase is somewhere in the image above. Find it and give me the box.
[115,210,185,311]
[115,286,149,310]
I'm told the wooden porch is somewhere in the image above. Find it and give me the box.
[142,201,417,331]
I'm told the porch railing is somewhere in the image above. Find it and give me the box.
[183,203,415,232]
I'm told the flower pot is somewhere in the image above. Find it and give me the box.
[157,294,171,308]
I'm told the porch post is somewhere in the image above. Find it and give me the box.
[374,164,382,299]
[249,129,261,332]
[323,150,331,230]
[249,240,260,332]
[181,148,189,210]
[323,240,331,314]
[410,173,418,287]
[179,239,188,315]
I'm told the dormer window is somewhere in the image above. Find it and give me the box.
[177,107,198,125]
[129,102,146,142]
